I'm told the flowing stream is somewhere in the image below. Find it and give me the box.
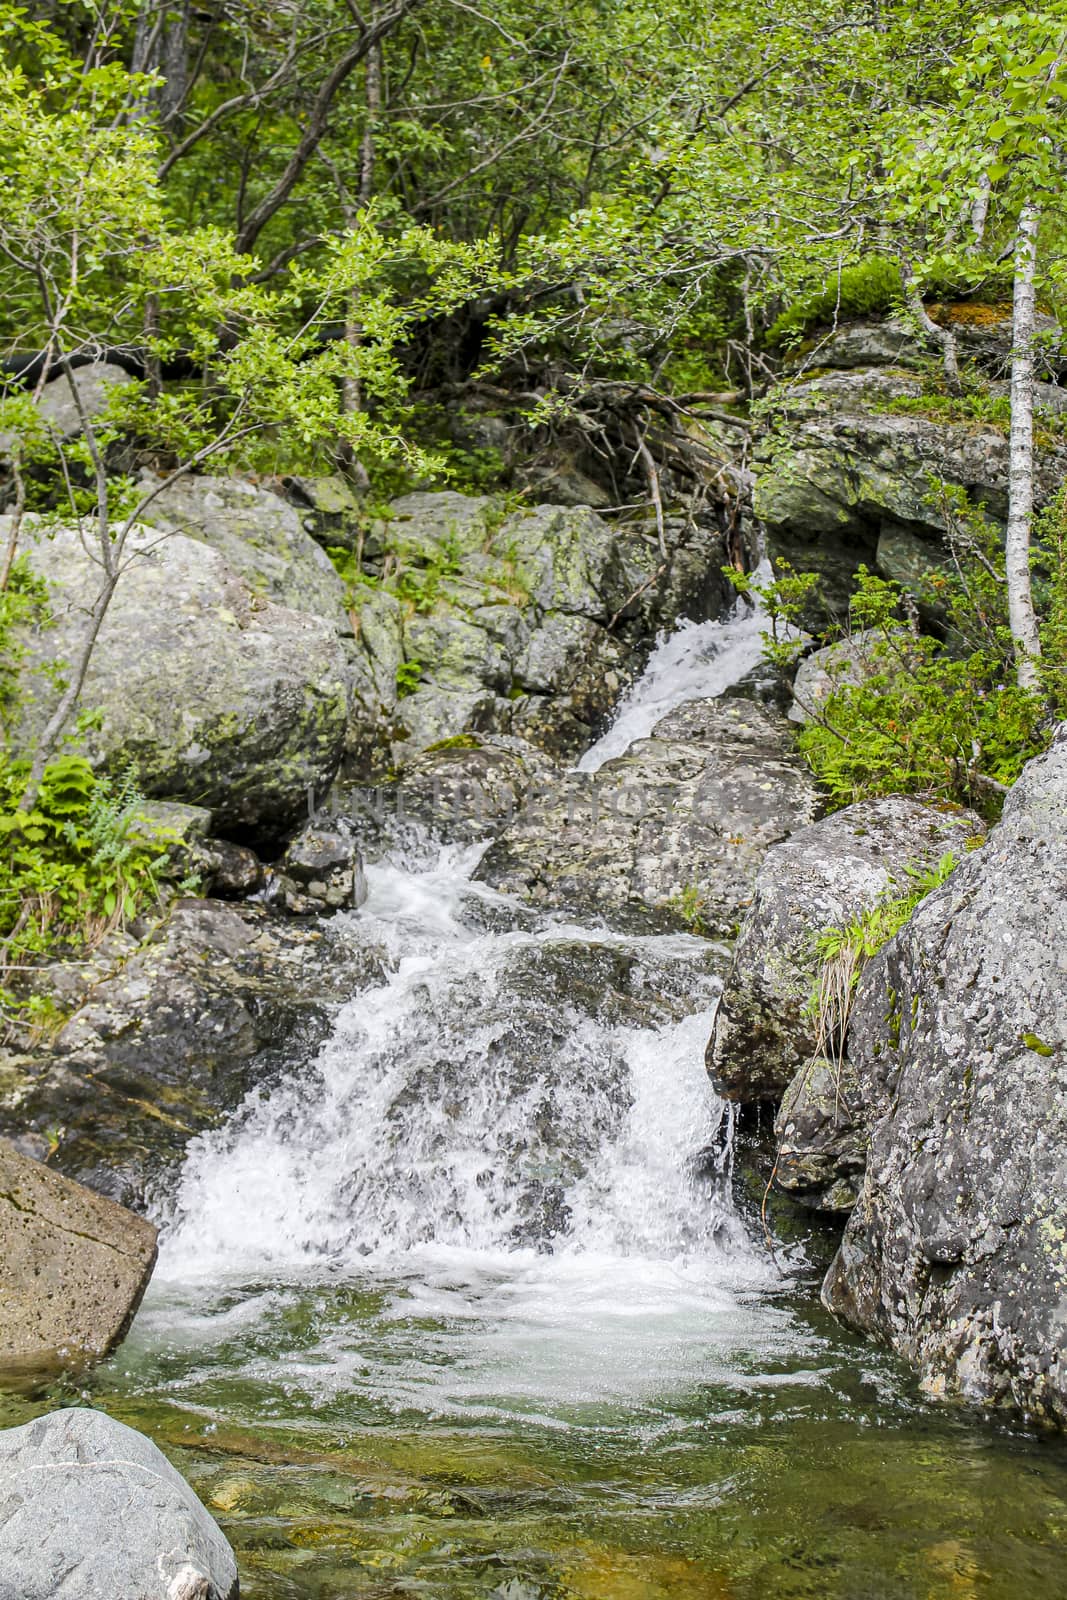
[7,587,1067,1597]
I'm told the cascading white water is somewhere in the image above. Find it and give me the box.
[147,575,796,1414]
[577,558,773,773]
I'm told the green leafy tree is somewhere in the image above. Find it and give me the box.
[0,12,490,802]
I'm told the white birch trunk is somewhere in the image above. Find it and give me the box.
[1006,200,1044,692]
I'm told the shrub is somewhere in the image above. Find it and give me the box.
[0,755,175,1034]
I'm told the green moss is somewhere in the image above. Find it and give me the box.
[767,256,902,348]
[424,734,484,753]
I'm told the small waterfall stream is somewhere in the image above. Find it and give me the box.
[150,578,789,1414]
[87,580,1067,1600]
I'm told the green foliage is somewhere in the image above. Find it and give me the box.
[395,659,423,697]
[0,754,178,1031]
[813,851,961,976]
[754,484,1067,815]
[726,560,818,670]
[0,557,48,733]
[424,734,484,753]
[806,851,963,1051]
[667,883,712,936]
[767,258,903,349]
[793,566,1048,814]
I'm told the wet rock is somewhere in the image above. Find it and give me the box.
[0,1141,157,1380]
[823,727,1067,1425]
[140,471,349,627]
[0,1408,238,1600]
[199,838,265,899]
[477,697,820,933]
[276,823,368,914]
[0,900,387,1208]
[368,736,557,846]
[707,797,983,1103]
[773,1056,867,1213]
[13,520,350,836]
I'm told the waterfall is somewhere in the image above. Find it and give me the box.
[148,574,791,1414]
[577,558,772,772]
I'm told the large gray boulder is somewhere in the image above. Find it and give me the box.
[345,491,747,771]
[36,362,134,441]
[823,728,1067,1425]
[140,472,349,625]
[0,1142,156,1378]
[708,797,984,1104]
[15,521,350,834]
[755,365,1067,619]
[0,1408,238,1600]
[477,696,820,934]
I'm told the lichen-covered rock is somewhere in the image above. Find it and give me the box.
[360,735,558,848]
[0,1141,157,1379]
[140,470,349,625]
[344,491,748,771]
[0,1409,238,1600]
[823,728,1067,1425]
[755,365,1067,619]
[477,696,820,933]
[0,900,387,1208]
[707,797,983,1103]
[284,470,364,550]
[15,521,350,834]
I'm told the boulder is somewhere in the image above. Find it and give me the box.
[343,491,748,771]
[140,471,349,625]
[823,727,1067,1425]
[0,1408,238,1600]
[275,821,368,913]
[14,521,350,835]
[804,320,927,372]
[199,839,266,899]
[283,471,365,551]
[1,900,387,1207]
[773,1055,867,1213]
[755,365,1067,620]
[707,797,984,1103]
[0,1141,156,1379]
[35,362,134,440]
[477,696,820,934]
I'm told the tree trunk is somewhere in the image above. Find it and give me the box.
[338,42,381,487]
[1006,200,1043,693]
